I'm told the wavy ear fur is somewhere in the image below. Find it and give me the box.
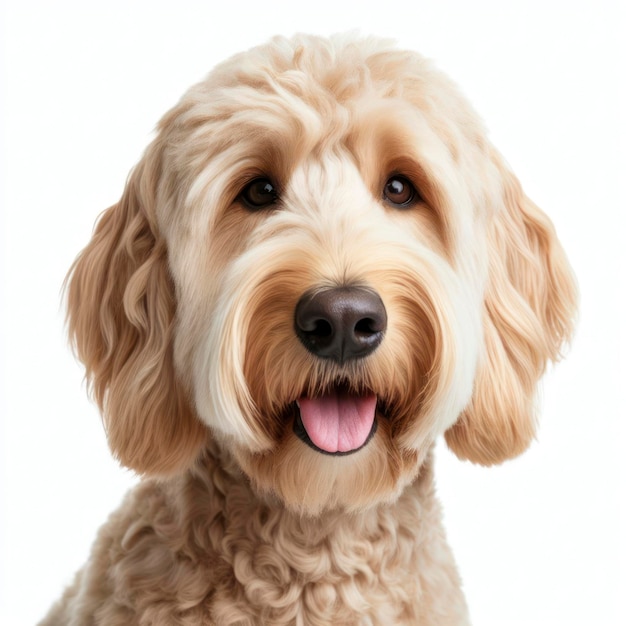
[66,148,207,475]
[445,154,577,465]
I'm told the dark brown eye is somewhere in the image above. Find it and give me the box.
[383,176,416,207]
[239,177,278,209]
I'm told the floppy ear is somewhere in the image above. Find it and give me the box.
[66,147,207,475]
[445,153,577,465]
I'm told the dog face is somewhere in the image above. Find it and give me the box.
[67,35,576,515]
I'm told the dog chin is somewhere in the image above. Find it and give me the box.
[227,398,420,516]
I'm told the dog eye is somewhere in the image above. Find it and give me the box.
[383,176,417,207]
[239,178,279,210]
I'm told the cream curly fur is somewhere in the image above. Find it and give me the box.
[41,34,577,625]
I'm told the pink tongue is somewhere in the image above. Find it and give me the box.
[297,390,377,453]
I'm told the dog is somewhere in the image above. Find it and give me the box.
[41,34,577,625]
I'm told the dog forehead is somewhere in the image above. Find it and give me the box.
[169,35,480,168]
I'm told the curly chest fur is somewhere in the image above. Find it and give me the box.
[51,452,466,626]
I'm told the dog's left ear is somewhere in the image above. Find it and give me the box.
[66,144,207,476]
[445,152,577,465]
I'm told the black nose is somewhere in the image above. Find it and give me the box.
[294,286,387,364]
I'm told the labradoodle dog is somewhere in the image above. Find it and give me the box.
[41,34,577,625]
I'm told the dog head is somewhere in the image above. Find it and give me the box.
[67,35,577,514]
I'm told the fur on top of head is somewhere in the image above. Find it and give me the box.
[66,34,577,515]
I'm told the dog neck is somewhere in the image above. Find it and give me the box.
[171,442,442,562]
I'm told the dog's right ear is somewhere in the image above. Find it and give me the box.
[66,147,207,475]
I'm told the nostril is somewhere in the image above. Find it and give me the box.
[305,319,333,338]
[354,317,383,335]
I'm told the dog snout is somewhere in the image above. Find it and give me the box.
[294,286,387,364]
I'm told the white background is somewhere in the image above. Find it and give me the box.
[1,1,624,624]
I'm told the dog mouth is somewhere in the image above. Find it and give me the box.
[292,384,379,456]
